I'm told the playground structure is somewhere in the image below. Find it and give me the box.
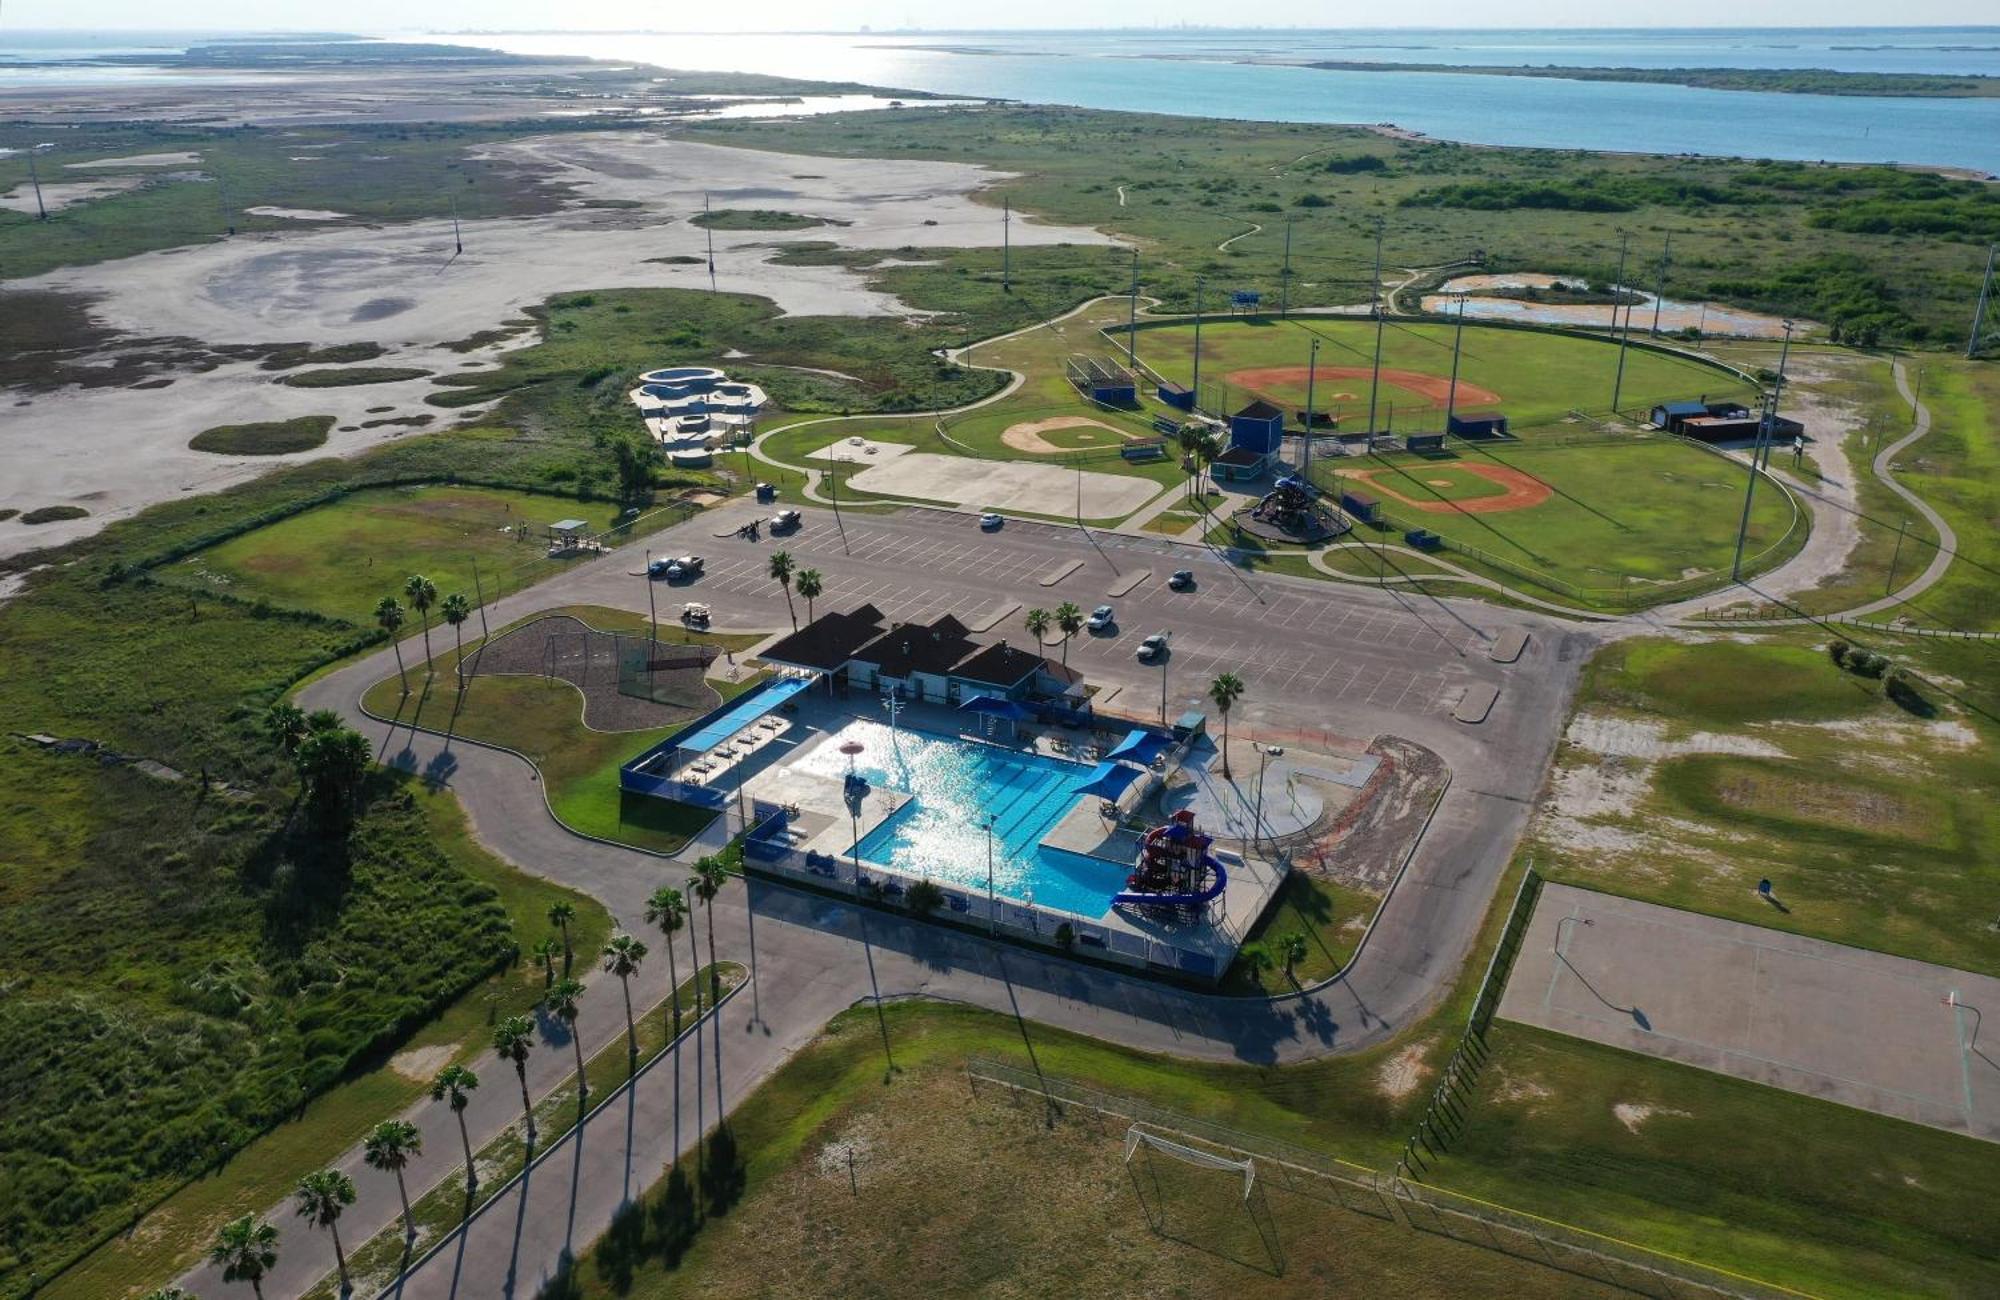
[1117,809,1228,912]
[1236,473,1352,545]
[628,365,769,451]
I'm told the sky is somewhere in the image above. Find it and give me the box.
[9,4,1998,32]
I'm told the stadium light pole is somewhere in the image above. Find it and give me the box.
[1968,243,2000,360]
[1731,319,1794,580]
[1191,276,1206,412]
[704,191,717,294]
[25,146,47,221]
[1002,197,1011,293]
[1300,336,1319,482]
[1607,232,1630,411]
[1444,292,1468,437]
[1126,247,1141,368]
[1364,220,1387,439]
[1279,216,1294,319]
[1649,233,1671,337]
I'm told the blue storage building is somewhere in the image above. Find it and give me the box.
[1229,399,1286,455]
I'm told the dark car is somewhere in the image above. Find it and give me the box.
[1168,569,1195,590]
[769,509,802,532]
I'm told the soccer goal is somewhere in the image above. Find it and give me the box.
[1123,1126,1283,1272]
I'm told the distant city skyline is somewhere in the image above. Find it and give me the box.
[11,7,2000,35]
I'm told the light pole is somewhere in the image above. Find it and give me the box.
[984,816,998,936]
[1253,744,1285,850]
[1158,642,1170,725]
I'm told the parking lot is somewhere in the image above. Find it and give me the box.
[571,502,1580,766]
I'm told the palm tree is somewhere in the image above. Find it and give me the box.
[440,592,472,688]
[795,567,823,624]
[532,935,560,987]
[547,901,577,973]
[546,977,589,1103]
[644,885,688,1038]
[1023,606,1051,647]
[1053,601,1083,666]
[430,1064,481,1189]
[264,701,308,757]
[692,856,727,1001]
[768,549,797,630]
[492,1015,538,1143]
[208,1214,279,1299]
[682,872,705,1025]
[293,1168,356,1294]
[375,596,408,694]
[403,574,438,672]
[1207,671,1245,779]
[1280,931,1309,985]
[1237,940,1275,988]
[602,934,649,1059]
[296,724,373,832]
[363,1119,423,1240]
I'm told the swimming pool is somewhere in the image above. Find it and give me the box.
[793,720,1128,917]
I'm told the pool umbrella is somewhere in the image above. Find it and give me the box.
[839,739,864,776]
[1072,760,1143,802]
[1103,728,1174,767]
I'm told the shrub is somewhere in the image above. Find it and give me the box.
[1828,639,1851,668]
[1848,650,1888,679]
[1885,668,1934,717]
[905,878,944,915]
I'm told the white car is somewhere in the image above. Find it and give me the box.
[1087,605,1115,632]
[980,513,1004,531]
[1135,633,1169,661]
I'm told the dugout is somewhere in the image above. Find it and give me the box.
[1066,354,1138,405]
[1447,413,1509,439]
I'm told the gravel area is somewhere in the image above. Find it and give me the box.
[466,614,716,731]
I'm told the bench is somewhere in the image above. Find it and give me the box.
[1404,529,1443,551]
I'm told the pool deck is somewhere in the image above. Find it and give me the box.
[723,687,1290,978]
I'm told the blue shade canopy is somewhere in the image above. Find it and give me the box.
[959,694,1033,721]
[1103,728,1174,766]
[675,676,813,753]
[1072,760,1143,801]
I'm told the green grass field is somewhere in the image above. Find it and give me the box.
[192,485,632,624]
[358,605,761,855]
[1323,439,1799,600]
[1135,317,1752,428]
[187,415,335,455]
[1530,635,2000,977]
[1384,461,1514,502]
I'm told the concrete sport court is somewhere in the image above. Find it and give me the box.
[1499,883,2000,1142]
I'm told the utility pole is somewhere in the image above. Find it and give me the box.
[25,146,47,221]
[1610,232,1633,413]
[1364,220,1387,438]
[1301,335,1319,482]
[218,170,234,236]
[1732,319,1794,580]
[1002,197,1011,293]
[1968,243,2000,360]
[1649,233,1672,336]
[1191,276,1205,412]
[1279,216,1293,318]
[1126,247,1141,369]
[1444,292,1468,435]
[704,191,716,294]
[450,195,463,256]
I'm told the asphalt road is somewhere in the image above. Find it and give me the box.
[188,502,1590,1300]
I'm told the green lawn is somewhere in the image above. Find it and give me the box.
[1136,317,1751,429]
[45,786,612,1300]
[1221,873,1378,994]
[359,606,749,856]
[1318,439,1800,600]
[188,415,335,455]
[1388,461,1514,502]
[1531,634,2000,977]
[191,485,634,624]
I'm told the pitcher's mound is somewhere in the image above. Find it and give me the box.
[1002,415,1136,455]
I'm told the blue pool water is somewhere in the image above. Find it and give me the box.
[794,720,1128,917]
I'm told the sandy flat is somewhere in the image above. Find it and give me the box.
[1,134,1117,559]
[65,151,202,168]
[242,205,350,221]
[0,176,144,214]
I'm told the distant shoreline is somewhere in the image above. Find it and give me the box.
[1291,61,2000,99]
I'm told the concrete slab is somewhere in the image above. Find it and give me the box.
[1040,559,1084,587]
[1454,682,1498,723]
[804,435,915,466]
[843,452,1161,518]
[1108,568,1151,597]
[1490,627,1529,663]
[1499,883,2000,1142]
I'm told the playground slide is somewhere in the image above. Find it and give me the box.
[1112,855,1228,908]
